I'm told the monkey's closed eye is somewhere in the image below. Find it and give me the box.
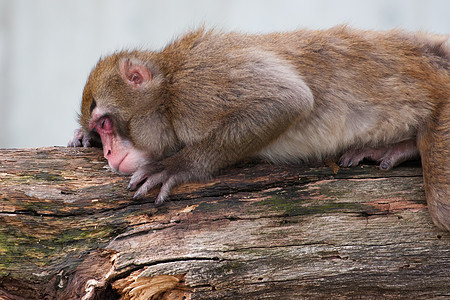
[96,116,113,134]
[89,99,97,114]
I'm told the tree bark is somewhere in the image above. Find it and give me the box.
[0,147,448,299]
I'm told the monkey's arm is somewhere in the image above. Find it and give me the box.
[129,52,315,204]
[128,105,303,205]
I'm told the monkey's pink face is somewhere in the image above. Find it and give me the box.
[90,108,148,174]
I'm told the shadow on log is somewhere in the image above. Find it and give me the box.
[0,147,448,299]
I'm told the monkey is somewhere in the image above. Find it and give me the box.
[68,26,449,231]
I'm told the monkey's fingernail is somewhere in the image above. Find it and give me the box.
[380,162,389,170]
[339,159,350,167]
[133,192,143,199]
[127,182,140,191]
[154,200,164,207]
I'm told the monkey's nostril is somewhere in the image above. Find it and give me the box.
[107,150,111,156]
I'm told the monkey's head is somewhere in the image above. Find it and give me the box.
[79,52,178,174]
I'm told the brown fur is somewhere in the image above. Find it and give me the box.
[70,26,449,231]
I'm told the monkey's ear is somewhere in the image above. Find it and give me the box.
[120,59,152,88]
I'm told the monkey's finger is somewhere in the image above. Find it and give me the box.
[379,159,393,170]
[155,177,177,206]
[127,177,143,191]
[67,129,84,147]
[378,143,420,170]
[338,152,363,167]
[133,173,165,199]
[70,128,91,147]
[128,162,166,191]
[67,139,81,147]
[81,137,92,148]
[128,168,150,191]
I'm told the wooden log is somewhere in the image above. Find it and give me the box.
[0,147,448,299]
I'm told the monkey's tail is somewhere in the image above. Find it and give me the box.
[418,98,450,231]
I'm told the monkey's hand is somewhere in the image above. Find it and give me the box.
[126,159,197,206]
[67,128,102,148]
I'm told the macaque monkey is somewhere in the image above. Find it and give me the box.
[68,26,449,231]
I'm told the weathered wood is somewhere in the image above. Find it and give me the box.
[0,147,448,299]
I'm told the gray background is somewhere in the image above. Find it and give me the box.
[0,0,449,148]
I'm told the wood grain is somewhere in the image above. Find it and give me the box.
[0,147,448,299]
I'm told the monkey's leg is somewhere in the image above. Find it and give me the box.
[418,99,450,231]
[338,140,420,170]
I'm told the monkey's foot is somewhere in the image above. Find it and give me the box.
[338,140,419,170]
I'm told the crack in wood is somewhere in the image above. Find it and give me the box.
[222,242,335,253]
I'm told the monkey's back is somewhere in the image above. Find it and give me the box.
[159,27,449,162]
[247,27,449,161]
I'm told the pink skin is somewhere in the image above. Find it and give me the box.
[83,62,152,175]
[339,140,420,170]
[90,108,148,175]
[67,61,170,202]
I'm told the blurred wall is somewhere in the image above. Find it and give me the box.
[0,0,449,148]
